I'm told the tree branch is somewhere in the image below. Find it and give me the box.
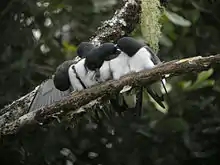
[0,0,141,127]
[1,55,220,138]
[91,0,141,45]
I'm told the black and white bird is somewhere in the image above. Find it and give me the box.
[53,42,96,91]
[116,36,167,110]
[68,42,119,90]
[117,37,163,72]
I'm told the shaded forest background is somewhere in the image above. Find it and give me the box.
[1,0,220,165]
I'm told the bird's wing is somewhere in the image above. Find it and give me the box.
[146,87,165,109]
[144,46,162,65]
[143,46,167,109]
[29,79,71,112]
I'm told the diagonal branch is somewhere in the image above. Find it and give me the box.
[1,55,220,138]
[90,0,141,45]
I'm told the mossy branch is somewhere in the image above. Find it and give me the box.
[1,55,220,138]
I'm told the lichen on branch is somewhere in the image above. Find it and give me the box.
[141,0,162,52]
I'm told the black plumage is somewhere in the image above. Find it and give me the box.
[53,60,75,91]
[76,42,95,58]
[85,43,118,71]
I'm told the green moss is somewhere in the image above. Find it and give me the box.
[141,0,162,52]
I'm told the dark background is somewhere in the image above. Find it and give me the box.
[1,0,220,165]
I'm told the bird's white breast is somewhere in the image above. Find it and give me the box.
[109,52,130,80]
[129,47,155,72]
[99,61,112,82]
[74,58,98,88]
[68,64,84,91]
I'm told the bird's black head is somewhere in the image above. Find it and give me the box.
[85,43,118,71]
[53,60,75,91]
[76,42,95,58]
[100,43,120,61]
[117,37,145,57]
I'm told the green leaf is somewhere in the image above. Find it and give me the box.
[190,80,215,90]
[181,68,215,91]
[195,68,214,84]
[179,80,192,89]
[62,41,77,52]
[188,68,214,90]
[165,11,192,27]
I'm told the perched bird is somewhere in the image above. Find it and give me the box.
[106,42,135,113]
[68,42,119,90]
[117,37,161,72]
[53,42,95,91]
[116,36,167,111]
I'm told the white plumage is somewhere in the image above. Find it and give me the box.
[68,59,98,91]
[128,47,155,72]
[98,61,112,82]
[109,51,131,80]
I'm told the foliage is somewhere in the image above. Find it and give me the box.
[1,87,220,165]
[1,0,220,165]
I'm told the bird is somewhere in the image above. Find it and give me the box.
[68,42,120,90]
[116,37,161,72]
[53,42,96,91]
[93,43,121,82]
[116,36,167,112]
[105,42,136,113]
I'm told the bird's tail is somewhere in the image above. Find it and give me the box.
[134,87,143,116]
[145,78,167,109]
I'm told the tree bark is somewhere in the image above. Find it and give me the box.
[1,55,220,138]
